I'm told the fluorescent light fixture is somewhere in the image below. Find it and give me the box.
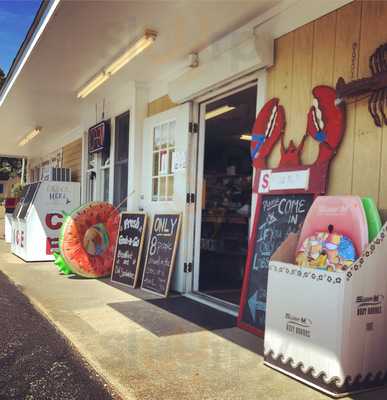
[18,127,41,146]
[77,30,157,99]
[77,73,109,99]
[205,105,235,120]
[240,134,252,141]
[105,30,157,76]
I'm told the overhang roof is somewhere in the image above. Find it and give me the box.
[0,0,281,158]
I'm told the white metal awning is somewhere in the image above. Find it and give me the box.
[0,0,281,157]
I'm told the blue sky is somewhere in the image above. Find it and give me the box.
[0,0,41,74]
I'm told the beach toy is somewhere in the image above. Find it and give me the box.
[58,202,120,278]
[362,197,382,242]
[297,196,368,258]
[295,224,357,271]
[53,252,73,275]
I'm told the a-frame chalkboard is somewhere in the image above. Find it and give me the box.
[141,214,182,297]
[111,212,147,288]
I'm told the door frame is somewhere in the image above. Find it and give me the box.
[186,70,267,312]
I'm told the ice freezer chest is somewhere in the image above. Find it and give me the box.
[264,224,387,398]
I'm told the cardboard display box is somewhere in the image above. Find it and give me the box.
[264,223,387,398]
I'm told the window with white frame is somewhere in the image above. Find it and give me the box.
[113,111,129,209]
[152,120,175,201]
[85,122,111,202]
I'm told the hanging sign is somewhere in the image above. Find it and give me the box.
[88,121,110,154]
[111,212,147,287]
[141,213,181,296]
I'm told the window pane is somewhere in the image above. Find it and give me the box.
[168,149,175,174]
[167,176,174,200]
[114,111,129,209]
[152,152,159,176]
[169,121,175,146]
[88,152,96,170]
[160,150,168,175]
[115,112,129,162]
[154,126,161,150]
[87,172,95,202]
[113,162,128,209]
[161,123,168,149]
[102,152,110,167]
[159,177,166,200]
[103,168,109,202]
[152,178,158,201]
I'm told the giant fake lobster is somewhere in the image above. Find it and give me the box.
[250,86,346,169]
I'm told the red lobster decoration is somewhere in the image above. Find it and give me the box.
[250,86,346,170]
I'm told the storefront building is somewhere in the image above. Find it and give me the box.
[1,0,381,317]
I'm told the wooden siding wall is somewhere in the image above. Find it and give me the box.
[266,0,387,209]
[62,139,82,182]
[147,95,177,117]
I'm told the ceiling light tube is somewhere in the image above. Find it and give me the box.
[240,134,252,141]
[205,105,235,120]
[105,30,157,76]
[77,30,157,99]
[77,73,109,99]
[18,127,41,146]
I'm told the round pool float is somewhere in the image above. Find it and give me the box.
[58,202,120,278]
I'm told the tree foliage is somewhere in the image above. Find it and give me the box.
[0,157,23,178]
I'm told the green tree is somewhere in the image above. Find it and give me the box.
[0,157,23,178]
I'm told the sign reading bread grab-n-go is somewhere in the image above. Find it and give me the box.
[258,169,310,193]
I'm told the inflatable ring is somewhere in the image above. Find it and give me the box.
[59,202,120,278]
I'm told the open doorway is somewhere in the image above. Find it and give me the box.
[195,84,257,307]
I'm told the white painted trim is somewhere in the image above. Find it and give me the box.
[254,0,353,38]
[194,72,259,104]
[0,0,61,107]
[191,80,258,295]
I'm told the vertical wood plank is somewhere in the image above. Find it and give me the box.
[352,0,386,202]
[288,23,314,165]
[309,11,337,166]
[267,33,295,168]
[329,1,362,195]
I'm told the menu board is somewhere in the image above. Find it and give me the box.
[239,193,314,333]
[111,213,147,287]
[141,214,181,297]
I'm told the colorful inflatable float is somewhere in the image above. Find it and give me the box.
[295,196,369,272]
[54,202,120,278]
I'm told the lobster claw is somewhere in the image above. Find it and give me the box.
[251,98,285,169]
[307,85,346,164]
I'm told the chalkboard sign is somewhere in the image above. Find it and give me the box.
[141,214,182,297]
[239,193,314,334]
[111,213,147,287]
